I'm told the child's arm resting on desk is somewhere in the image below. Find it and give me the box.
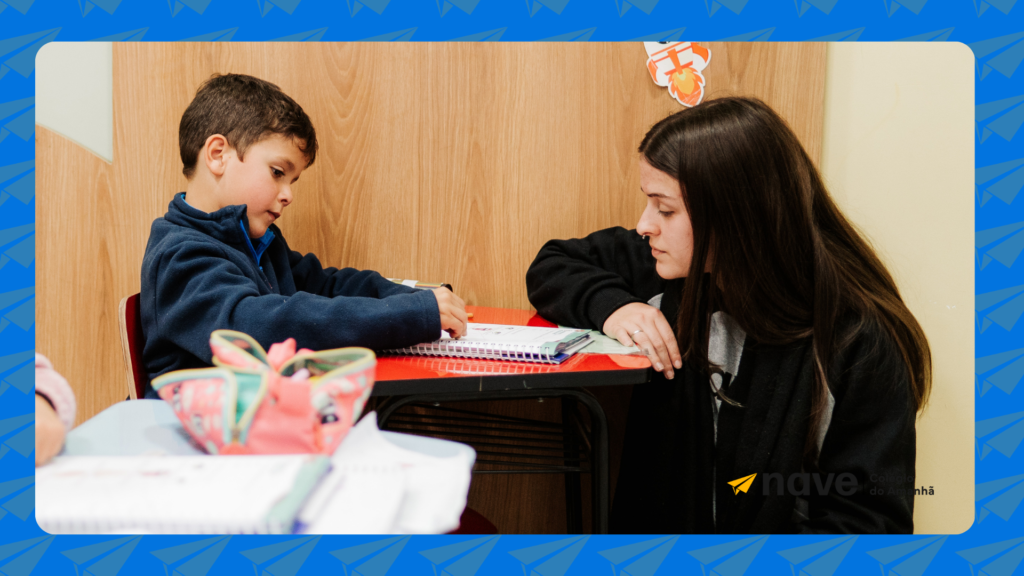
[288,251,423,300]
[526,227,666,330]
[287,250,468,338]
[153,244,441,359]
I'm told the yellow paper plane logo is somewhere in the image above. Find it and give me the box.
[728,473,757,495]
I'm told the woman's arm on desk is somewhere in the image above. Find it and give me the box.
[526,227,681,376]
[526,227,665,328]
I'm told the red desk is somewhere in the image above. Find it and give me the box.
[372,306,652,534]
[374,306,652,396]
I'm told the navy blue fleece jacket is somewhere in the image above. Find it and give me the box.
[140,195,440,396]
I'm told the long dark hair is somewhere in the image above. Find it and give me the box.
[638,97,931,466]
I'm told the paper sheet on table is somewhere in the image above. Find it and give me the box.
[562,329,646,355]
[300,412,474,534]
[298,458,404,534]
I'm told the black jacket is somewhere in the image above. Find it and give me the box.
[526,226,917,534]
[140,195,440,396]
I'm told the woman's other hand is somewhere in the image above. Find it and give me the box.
[433,287,469,338]
[603,302,682,379]
[36,394,65,466]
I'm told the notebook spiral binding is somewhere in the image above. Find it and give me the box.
[391,340,555,363]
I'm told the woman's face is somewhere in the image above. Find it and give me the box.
[637,158,694,279]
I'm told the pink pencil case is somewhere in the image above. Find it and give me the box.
[151,330,376,455]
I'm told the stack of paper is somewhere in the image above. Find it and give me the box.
[299,413,475,534]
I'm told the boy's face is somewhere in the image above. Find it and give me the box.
[218,133,308,238]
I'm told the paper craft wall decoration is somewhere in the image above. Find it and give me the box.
[644,42,711,107]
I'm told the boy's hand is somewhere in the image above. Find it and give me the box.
[36,394,65,467]
[603,302,682,379]
[432,287,469,338]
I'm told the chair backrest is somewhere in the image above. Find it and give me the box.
[117,294,148,400]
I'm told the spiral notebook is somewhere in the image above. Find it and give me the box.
[36,454,335,534]
[385,323,593,364]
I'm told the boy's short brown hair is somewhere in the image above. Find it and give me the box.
[179,73,318,178]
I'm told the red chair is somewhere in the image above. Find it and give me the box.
[451,508,498,534]
[117,293,148,400]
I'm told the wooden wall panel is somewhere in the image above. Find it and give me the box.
[702,42,827,164]
[36,126,121,424]
[37,42,826,531]
[107,43,826,313]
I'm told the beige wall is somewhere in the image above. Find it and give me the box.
[36,42,113,162]
[820,42,975,534]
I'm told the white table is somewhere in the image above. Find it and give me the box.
[50,400,476,534]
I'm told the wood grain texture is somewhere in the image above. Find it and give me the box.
[36,126,121,425]
[108,43,825,314]
[38,42,826,530]
[702,42,827,164]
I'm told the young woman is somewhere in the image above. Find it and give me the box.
[526,97,930,534]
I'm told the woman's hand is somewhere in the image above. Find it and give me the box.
[36,394,65,466]
[603,302,682,379]
[432,287,469,338]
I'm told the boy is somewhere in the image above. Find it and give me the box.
[140,74,467,396]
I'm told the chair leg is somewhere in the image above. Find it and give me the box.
[376,396,412,428]
[569,391,609,535]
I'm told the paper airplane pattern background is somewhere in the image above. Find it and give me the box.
[704,0,748,17]
[613,0,659,16]
[976,284,1024,333]
[978,95,1024,144]
[0,536,54,576]
[866,536,947,576]
[241,536,319,576]
[978,158,1024,207]
[148,536,232,576]
[420,536,499,576]
[599,536,678,576]
[777,536,857,576]
[974,0,1018,17]
[331,536,410,576]
[688,536,768,576]
[978,410,1024,459]
[881,0,929,17]
[972,32,1024,80]
[957,535,1024,576]
[524,0,570,17]
[61,536,144,576]
[977,346,1024,396]
[808,27,865,41]
[978,474,1024,523]
[509,536,587,576]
